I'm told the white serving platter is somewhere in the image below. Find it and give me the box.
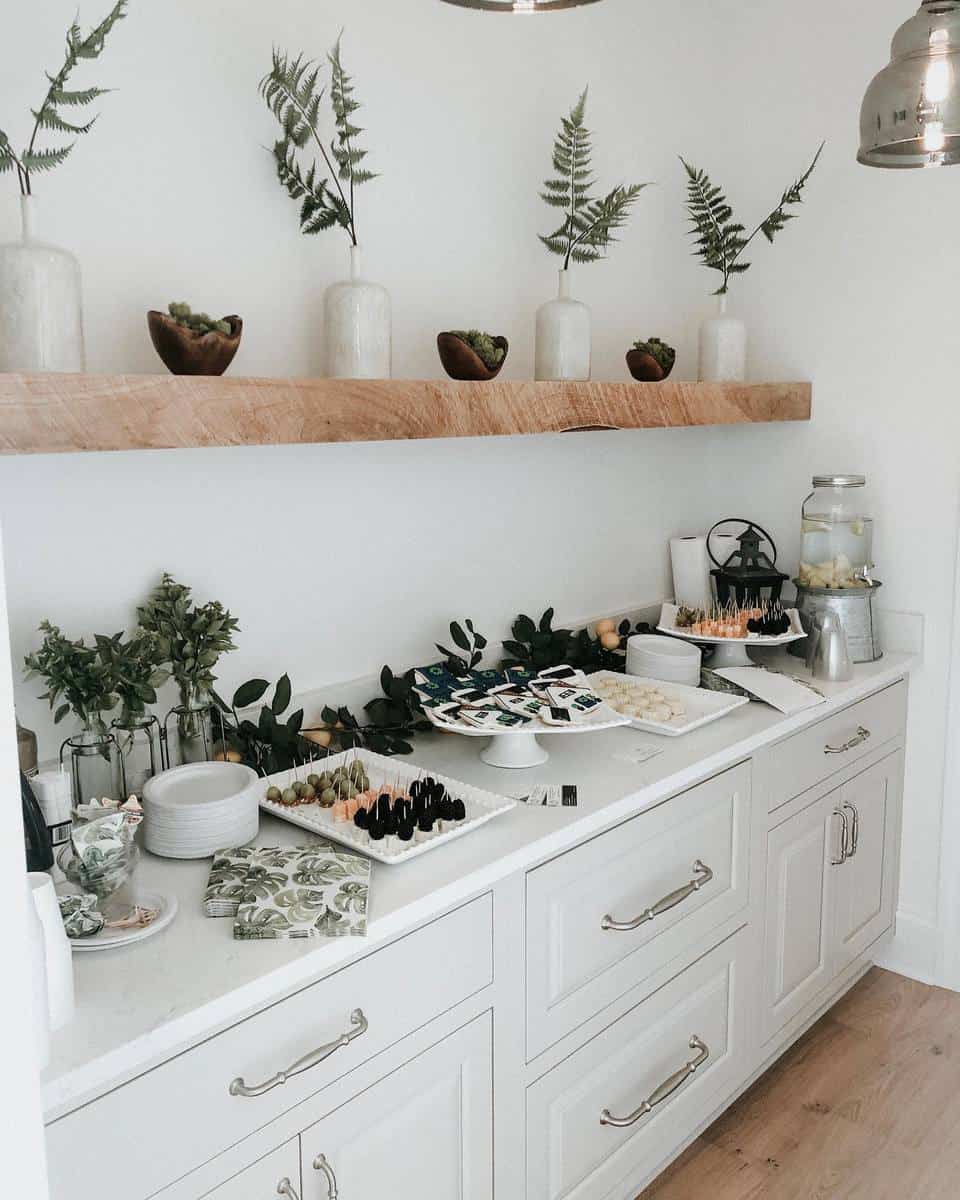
[588,670,750,737]
[258,748,516,865]
[657,602,807,668]
[70,891,178,953]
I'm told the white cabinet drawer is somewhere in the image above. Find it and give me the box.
[526,929,749,1200]
[759,680,906,814]
[526,764,751,1058]
[46,895,492,1200]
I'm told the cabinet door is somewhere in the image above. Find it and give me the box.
[833,751,903,971]
[300,1015,492,1200]
[762,792,840,1044]
[204,1143,301,1200]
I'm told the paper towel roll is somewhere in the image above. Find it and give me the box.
[670,536,713,609]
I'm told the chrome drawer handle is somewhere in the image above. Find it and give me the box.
[832,808,849,865]
[600,1035,709,1127]
[313,1154,339,1199]
[824,726,871,755]
[601,861,713,932]
[277,1180,301,1200]
[229,1009,368,1098]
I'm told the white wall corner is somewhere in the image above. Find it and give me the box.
[877,909,940,986]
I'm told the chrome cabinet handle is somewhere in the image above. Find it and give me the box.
[600,1035,709,1127]
[277,1180,301,1200]
[824,726,871,755]
[832,808,849,865]
[313,1154,339,1199]
[843,800,860,858]
[229,1009,368,1098]
[602,861,713,932]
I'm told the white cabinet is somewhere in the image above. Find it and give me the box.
[762,750,903,1044]
[204,1144,301,1200]
[299,1015,493,1200]
[833,752,902,970]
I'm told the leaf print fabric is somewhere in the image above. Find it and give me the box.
[205,841,370,939]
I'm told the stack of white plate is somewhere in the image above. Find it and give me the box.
[626,634,702,686]
[142,762,260,859]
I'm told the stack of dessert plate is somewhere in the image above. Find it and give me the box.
[626,634,702,687]
[142,762,260,859]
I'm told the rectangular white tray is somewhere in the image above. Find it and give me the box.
[657,601,807,647]
[258,748,516,865]
[587,670,750,737]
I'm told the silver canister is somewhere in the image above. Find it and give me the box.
[810,612,854,683]
[790,581,883,664]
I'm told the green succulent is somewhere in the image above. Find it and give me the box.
[167,302,232,337]
[449,331,505,371]
[631,337,676,372]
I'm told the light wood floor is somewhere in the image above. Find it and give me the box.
[638,968,960,1199]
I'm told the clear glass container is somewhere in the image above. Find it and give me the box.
[60,729,125,804]
[799,475,874,589]
[112,715,163,795]
[163,688,216,768]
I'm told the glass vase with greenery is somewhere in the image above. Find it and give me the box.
[100,630,170,792]
[23,620,123,800]
[137,573,240,766]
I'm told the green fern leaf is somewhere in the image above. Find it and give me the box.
[759,142,824,243]
[328,32,377,194]
[22,146,73,173]
[46,83,110,107]
[32,108,97,136]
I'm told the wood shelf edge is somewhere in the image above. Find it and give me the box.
[0,373,812,456]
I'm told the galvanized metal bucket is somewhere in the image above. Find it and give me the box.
[789,581,883,664]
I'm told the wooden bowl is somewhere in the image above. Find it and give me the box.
[148,311,243,376]
[626,348,675,382]
[437,333,509,381]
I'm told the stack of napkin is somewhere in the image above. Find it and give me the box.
[204,842,371,940]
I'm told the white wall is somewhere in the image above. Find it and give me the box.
[1,0,956,979]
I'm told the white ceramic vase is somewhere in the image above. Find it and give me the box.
[323,244,391,379]
[535,268,591,382]
[30,871,75,1031]
[698,296,746,382]
[0,195,85,372]
[25,877,50,1069]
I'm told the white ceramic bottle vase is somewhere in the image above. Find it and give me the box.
[698,295,746,382]
[323,244,391,379]
[25,876,50,1069]
[29,871,75,1031]
[0,195,85,372]
[535,268,591,382]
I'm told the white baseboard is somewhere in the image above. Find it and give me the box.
[876,909,941,986]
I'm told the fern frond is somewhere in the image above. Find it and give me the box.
[540,88,599,266]
[758,141,824,243]
[570,183,650,258]
[681,157,747,295]
[45,82,110,107]
[22,145,74,173]
[328,31,377,203]
[32,108,97,136]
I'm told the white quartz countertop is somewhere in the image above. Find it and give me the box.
[42,652,913,1123]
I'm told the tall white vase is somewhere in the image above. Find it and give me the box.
[535,268,591,382]
[0,195,85,372]
[698,295,746,382]
[323,244,391,379]
[25,877,50,1070]
[30,871,75,1031]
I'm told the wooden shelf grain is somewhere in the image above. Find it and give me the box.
[0,373,811,456]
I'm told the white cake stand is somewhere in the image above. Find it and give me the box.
[423,708,630,769]
[656,603,807,669]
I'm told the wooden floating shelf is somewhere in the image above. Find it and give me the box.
[0,373,811,456]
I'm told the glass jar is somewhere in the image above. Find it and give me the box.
[60,728,125,804]
[799,474,874,589]
[112,715,163,795]
[163,687,216,768]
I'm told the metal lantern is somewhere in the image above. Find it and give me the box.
[859,0,960,168]
[439,0,602,10]
[707,520,789,607]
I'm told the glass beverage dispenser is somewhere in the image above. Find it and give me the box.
[798,475,874,589]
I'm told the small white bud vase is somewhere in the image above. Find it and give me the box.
[323,244,391,379]
[698,295,746,382]
[535,268,591,382]
[0,195,85,372]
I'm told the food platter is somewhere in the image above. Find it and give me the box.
[657,602,807,668]
[588,670,749,736]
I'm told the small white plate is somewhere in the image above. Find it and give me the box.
[69,890,178,952]
[587,671,750,737]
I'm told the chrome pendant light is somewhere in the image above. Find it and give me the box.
[859,0,960,167]
[439,0,602,11]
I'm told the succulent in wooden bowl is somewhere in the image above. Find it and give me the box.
[148,302,243,376]
[437,330,509,381]
[626,336,676,382]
